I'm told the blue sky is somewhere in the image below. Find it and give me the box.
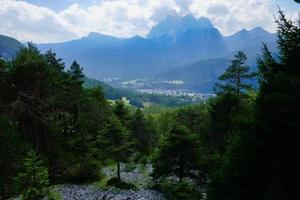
[276,0,299,10]
[23,0,97,11]
[0,0,299,43]
[21,0,300,12]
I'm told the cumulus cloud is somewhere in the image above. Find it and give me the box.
[189,0,279,35]
[0,0,296,43]
[0,0,77,42]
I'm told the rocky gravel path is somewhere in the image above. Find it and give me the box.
[55,185,165,200]
[53,163,166,200]
[102,163,153,188]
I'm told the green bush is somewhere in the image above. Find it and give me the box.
[154,180,202,200]
[106,177,136,190]
[124,163,135,172]
[65,161,100,183]
[48,191,62,200]
[22,188,40,200]
[15,150,50,200]
[139,156,148,166]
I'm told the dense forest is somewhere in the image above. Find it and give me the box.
[0,10,299,200]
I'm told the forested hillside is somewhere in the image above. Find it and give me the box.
[0,8,299,200]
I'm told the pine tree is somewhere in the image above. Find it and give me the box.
[0,117,28,199]
[130,108,152,155]
[0,58,7,107]
[9,44,52,153]
[105,116,132,181]
[152,125,202,182]
[209,51,256,153]
[15,150,49,200]
[66,61,85,130]
[113,99,130,128]
[1,44,119,191]
[68,61,84,87]
[215,51,256,97]
[253,10,300,199]
[44,49,64,72]
[208,10,300,200]
[209,94,241,152]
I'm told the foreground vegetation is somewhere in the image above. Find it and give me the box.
[0,10,299,200]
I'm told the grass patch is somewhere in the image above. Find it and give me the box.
[48,191,63,200]
[95,175,110,188]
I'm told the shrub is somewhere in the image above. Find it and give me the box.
[64,161,100,183]
[154,179,202,200]
[106,177,136,190]
[124,163,135,172]
[48,191,62,200]
[15,150,50,200]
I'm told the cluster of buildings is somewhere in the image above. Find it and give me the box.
[137,89,215,101]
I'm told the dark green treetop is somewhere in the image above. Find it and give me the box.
[215,51,256,97]
[152,125,202,182]
[15,150,49,200]
[68,61,84,86]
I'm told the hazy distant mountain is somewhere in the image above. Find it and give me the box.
[34,14,276,92]
[148,14,215,39]
[37,15,230,78]
[38,32,162,78]
[1,15,276,93]
[0,35,24,59]
[224,27,277,63]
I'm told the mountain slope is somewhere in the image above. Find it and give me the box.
[37,15,229,79]
[0,35,24,59]
[36,15,276,93]
[38,33,161,78]
[158,58,230,93]
[225,27,277,63]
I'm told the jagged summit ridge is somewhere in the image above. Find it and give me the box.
[147,14,214,39]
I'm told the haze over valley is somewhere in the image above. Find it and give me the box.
[35,14,277,93]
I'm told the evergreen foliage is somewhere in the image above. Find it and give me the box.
[207,10,300,200]
[154,179,201,200]
[215,51,256,96]
[105,116,132,181]
[15,150,50,200]
[0,7,299,200]
[130,108,154,155]
[152,125,202,182]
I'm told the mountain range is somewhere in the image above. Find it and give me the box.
[0,35,24,59]
[1,14,277,93]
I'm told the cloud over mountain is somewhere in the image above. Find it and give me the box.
[0,0,297,43]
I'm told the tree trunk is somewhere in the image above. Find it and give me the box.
[117,161,121,181]
[179,170,184,183]
[179,159,184,183]
[237,66,241,96]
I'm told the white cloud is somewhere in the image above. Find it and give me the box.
[0,0,76,43]
[0,0,295,43]
[189,0,279,35]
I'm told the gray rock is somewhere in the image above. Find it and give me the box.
[54,185,165,200]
